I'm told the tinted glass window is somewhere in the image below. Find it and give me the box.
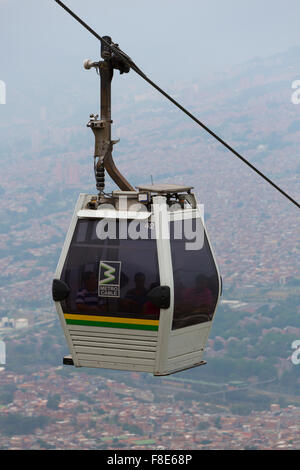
[60,219,160,320]
[170,219,219,330]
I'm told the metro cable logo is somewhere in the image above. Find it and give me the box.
[100,262,116,284]
[99,261,121,298]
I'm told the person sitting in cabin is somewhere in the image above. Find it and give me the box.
[76,271,105,314]
[142,282,160,318]
[182,274,214,318]
[123,272,148,314]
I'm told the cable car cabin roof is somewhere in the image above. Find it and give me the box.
[136,184,194,194]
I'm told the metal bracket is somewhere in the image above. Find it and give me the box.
[85,54,134,192]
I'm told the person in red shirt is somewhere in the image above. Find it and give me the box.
[183,274,213,317]
[142,282,160,318]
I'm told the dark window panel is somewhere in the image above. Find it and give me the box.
[170,219,219,330]
[60,219,160,320]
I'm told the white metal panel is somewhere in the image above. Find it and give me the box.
[74,344,156,359]
[168,322,211,359]
[54,194,86,280]
[167,351,205,373]
[152,196,174,375]
[168,208,203,222]
[77,209,150,219]
[71,336,157,348]
[168,349,204,364]
[74,342,156,353]
[78,360,155,373]
[68,323,158,372]
[77,353,155,366]
[53,194,88,367]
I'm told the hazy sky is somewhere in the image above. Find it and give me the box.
[1,0,300,127]
[1,0,300,86]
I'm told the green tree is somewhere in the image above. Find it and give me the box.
[214,416,222,429]
[0,384,16,405]
[0,414,50,436]
[197,421,210,430]
[46,393,61,410]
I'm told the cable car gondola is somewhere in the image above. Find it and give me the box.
[52,28,221,375]
[52,2,299,376]
[53,185,221,375]
[52,0,299,376]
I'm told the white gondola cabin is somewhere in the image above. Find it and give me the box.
[53,185,221,375]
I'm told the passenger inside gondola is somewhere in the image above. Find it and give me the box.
[123,272,148,314]
[142,282,160,316]
[76,271,106,313]
[182,274,214,315]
